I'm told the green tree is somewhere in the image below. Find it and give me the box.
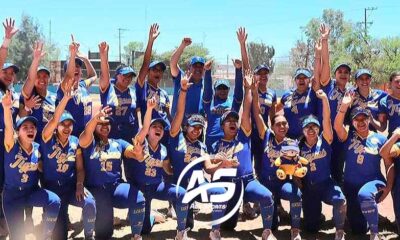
[247,42,275,72]
[122,41,144,67]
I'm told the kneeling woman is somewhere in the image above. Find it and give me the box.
[79,106,146,240]
[124,97,189,239]
[2,91,61,240]
[335,92,394,239]
[41,89,96,240]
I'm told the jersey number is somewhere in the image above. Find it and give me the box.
[115,106,128,116]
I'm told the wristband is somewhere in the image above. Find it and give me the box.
[180,88,187,92]
[2,38,11,48]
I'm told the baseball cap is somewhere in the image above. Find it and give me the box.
[214,79,230,89]
[334,63,351,73]
[63,58,84,72]
[2,63,19,73]
[117,66,137,76]
[149,61,166,71]
[354,69,372,80]
[59,112,75,123]
[351,107,370,120]
[187,114,206,128]
[254,64,270,74]
[302,115,320,129]
[150,118,167,128]
[281,139,300,153]
[190,56,205,66]
[220,111,239,125]
[37,66,50,75]
[16,116,38,130]
[294,68,312,79]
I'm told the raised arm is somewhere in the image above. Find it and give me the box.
[0,18,18,79]
[241,70,253,133]
[170,38,191,78]
[313,40,322,91]
[232,59,244,111]
[61,38,79,91]
[380,128,400,160]
[334,91,354,141]
[316,89,333,143]
[137,24,160,88]
[98,41,110,92]
[236,27,250,72]
[42,85,73,142]
[169,72,192,137]
[202,61,213,105]
[319,23,331,86]
[133,97,157,144]
[2,91,15,151]
[22,41,46,98]
[79,106,112,148]
[251,75,267,139]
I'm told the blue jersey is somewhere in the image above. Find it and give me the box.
[56,81,92,137]
[124,139,168,186]
[4,141,40,189]
[168,131,207,185]
[379,95,400,134]
[0,88,20,130]
[211,128,253,177]
[319,79,346,126]
[40,134,79,183]
[101,83,139,141]
[343,131,386,185]
[135,81,171,130]
[300,135,332,184]
[80,138,130,187]
[20,89,56,142]
[260,129,291,181]
[280,88,318,139]
[171,70,204,122]
[252,88,277,129]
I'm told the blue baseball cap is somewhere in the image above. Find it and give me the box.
[63,58,84,72]
[351,107,370,120]
[354,69,372,80]
[294,68,312,79]
[149,61,166,71]
[190,56,205,66]
[117,66,137,76]
[220,110,239,125]
[254,64,270,74]
[214,79,230,89]
[37,66,50,75]
[59,112,75,123]
[16,116,38,130]
[334,63,351,73]
[2,63,19,73]
[187,114,206,128]
[150,118,167,128]
[281,140,300,153]
[302,115,320,129]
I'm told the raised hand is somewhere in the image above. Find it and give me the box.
[149,23,160,42]
[147,96,157,109]
[181,37,192,47]
[24,95,41,110]
[232,59,242,69]
[98,41,109,56]
[132,137,146,162]
[69,34,80,55]
[1,90,12,108]
[3,18,18,39]
[32,41,46,60]
[243,69,253,89]
[95,106,112,124]
[251,74,259,93]
[319,23,331,40]
[315,89,327,99]
[180,71,193,91]
[341,90,355,106]
[236,27,247,45]
[204,60,213,71]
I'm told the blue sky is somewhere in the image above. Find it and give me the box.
[2,0,399,64]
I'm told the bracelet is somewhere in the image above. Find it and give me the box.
[1,38,11,48]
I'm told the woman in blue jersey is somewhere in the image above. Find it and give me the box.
[99,41,140,142]
[124,96,189,239]
[334,92,394,239]
[380,127,400,235]
[299,89,346,240]
[378,72,400,136]
[2,90,61,240]
[252,78,302,240]
[79,107,146,240]
[40,83,96,240]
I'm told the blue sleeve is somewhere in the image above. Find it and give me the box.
[281,91,289,105]
[202,70,213,102]
[117,139,131,153]
[56,86,64,101]
[232,68,243,112]
[378,97,388,115]
[272,90,277,103]
[135,82,144,111]
[173,70,182,87]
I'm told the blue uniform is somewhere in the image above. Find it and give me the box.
[124,139,188,233]
[135,81,171,144]
[171,70,204,123]
[391,142,400,233]
[56,81,92,137]
[379,95,400,136]
[259,129,302,230]
[203,69,243,151]
[101,83,139,142]
[80,138,145,239]
[280,87,318,139]
[41,134,96,239]
[300,135,346,232]
[20,89,56,143]
[3,140,60,239]
[211,128,274,230]
[342,130,387,234]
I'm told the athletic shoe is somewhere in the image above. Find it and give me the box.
[175,228,190,240]
[370,233,381,240]
[243,202,257,219]
[262,229,277,240]
[334,230,345,240]
[291,228,301,240]
[167,205,177,220]
[209,229,221,240]
[153,210,166,223]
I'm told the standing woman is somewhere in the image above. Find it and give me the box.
[99,41,140,142]
[252,78,302,240]
[79,107,146,240]
[2,91,61,240]
[40,82,96,240]
[334,92,394,239]
[378,72,400,136]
